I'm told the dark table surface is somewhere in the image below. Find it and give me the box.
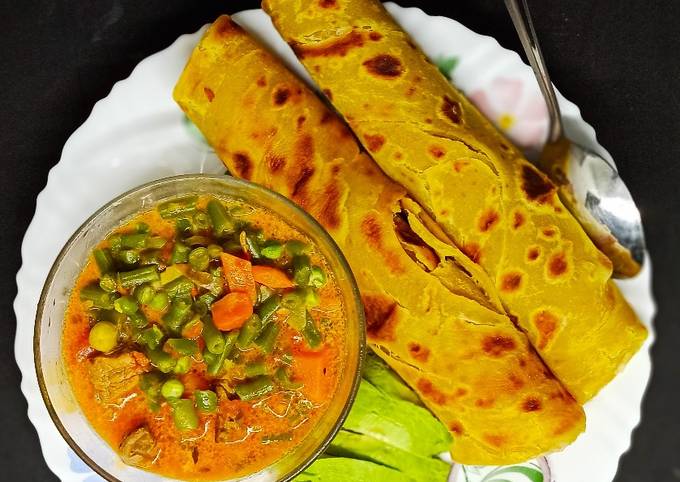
[2,1,679,481]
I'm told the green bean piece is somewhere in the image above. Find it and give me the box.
[184,235,212,246]
[302,312,322,349]
[205,331,238,376]
[281,291,306,330]
[146,236,167,249]
[99,273,118,293]
[236,315,263,349]
[88,322,118,352]
[161,379,184,399]
[113,295,139,315]
[158,196,198,219]
[140,325,164,350]
[139,372,163,411]
[244,360,268,378]
[170,241,190,264]
[195,390,218,413]
[309,266,327,288]
[173,356,192,374]
[164,276,194,300]
[120,232,149,249]
[96,309,127,324]
[139,249,163,267]
[241,232,261,259]
[147,348,176,373]
[255,322,280,354]
[149,292,170,311]
[166,338,199,356]
[80,284,114,309]
[235,376,274,401]
[108,234,123,252]
[175,218,193,236]
[119,265,159,289]
[135,284,155,305]
[274,367,302,390]
[116,249,140,266]
[257,294,282,324]
[189,247,210,272]
[222,239,242,254]
[202,316,225,355]
[285,240,309,256]
[207,244,223,259]
[207,199,235,238]
[293,255,311,286]
[260,241,283,260]
[93,248,114,275]
[162,299,193,333]
[170,398,199,431]
[160,265,183,285]
[128,311,149,329]
[193,293,216,316]
[193,211,212,232]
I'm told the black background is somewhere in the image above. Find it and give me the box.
[2,1,678,481]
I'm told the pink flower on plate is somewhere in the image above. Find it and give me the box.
[469,77,549,152]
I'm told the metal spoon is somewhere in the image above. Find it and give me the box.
[504,0,645,278]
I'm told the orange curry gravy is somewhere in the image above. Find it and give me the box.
[62,196,346,480]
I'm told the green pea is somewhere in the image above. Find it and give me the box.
[188,247,210,271]
[161,379,185,399]
[88,322,118,352]
[261,241,283,260]
[207,244,223,259]
[195,390,218,413]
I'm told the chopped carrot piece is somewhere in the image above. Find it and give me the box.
[220,252,257,303]
[181,320,203,340]
[252,265,295,289]
[293,348,334,403]
[211,292,253,331]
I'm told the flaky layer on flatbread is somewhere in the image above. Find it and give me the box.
[263,0,647,403]
[173,16,585,464]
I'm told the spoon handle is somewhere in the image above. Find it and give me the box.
[504,0,563,143]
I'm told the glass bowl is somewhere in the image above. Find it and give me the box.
[34,174,366,482]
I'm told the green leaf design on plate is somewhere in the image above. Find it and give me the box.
[482,465,543,482]
[436,56,459,80]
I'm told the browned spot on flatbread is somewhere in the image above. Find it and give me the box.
[449,421,464,435]
[256,76,266,87]
[429,146,445,159]
[267,154,286,173]
[363,134,385,153]
[508,373,525,389]
[292,31,365,59]
[394,152,403,160]
[442,96,462,124]
[548,252,569,277]
[527,246,541,261]
[289,135,315,199]
[320,111,333,124]
[273,87,291,106]
[483,434,506,448]
[522,165,556,203]
[297,116,306,128]
[322,88,333,101]
[475,398,495,408]
[500,271,523,293]
[232,153,252,180]
[319,0,337,7]
[363,294,398,342]
[318,182,342,229]
[478,209,499,232]
[363,54,404,78]
[425,117,433,124]
[406,86,416,96]
[407,342,430,362]
[482,335,516,357]
[523,397,542,412]
[461,242,481,263]
[542,227,557,238]
[455,387,467,397]
[454,159,470,172]
[513,211,525,229]
[203,87,214,102]
[533,311,559,349]
[292,168,314,198]
[417,379,447,405]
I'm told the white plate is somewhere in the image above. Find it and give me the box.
[14,4,655,482]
